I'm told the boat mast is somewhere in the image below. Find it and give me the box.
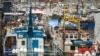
[27,0,33,56]
[27,0,33,36]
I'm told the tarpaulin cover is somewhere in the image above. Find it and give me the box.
[78,47,90,54]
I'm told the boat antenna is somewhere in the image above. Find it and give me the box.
[27,0,34,56]
[27,0,33,37]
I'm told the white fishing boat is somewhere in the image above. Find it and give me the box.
[3,0,47,56]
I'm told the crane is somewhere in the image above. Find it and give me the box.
[61,2,82,54]
[69,0,75,14]
[62,3,81,35]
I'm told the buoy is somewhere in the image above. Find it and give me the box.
[12,49,16,53]
[20,48,24,52]
[34,48,38,52]
[15,49,20,53]
[23,48,27,52]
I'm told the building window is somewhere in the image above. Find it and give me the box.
[22,41,25,45]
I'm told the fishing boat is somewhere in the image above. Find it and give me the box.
[48,2,96,55]
[3,0,47,56]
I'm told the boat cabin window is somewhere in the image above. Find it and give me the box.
[65,34,68,38]
[75,34,78,38]
[54,26,59,30]
[22,41,25,45]
[56,31,58,33]
[70,34,73,38]
[71,46,75,50]
[5,36,16,48]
